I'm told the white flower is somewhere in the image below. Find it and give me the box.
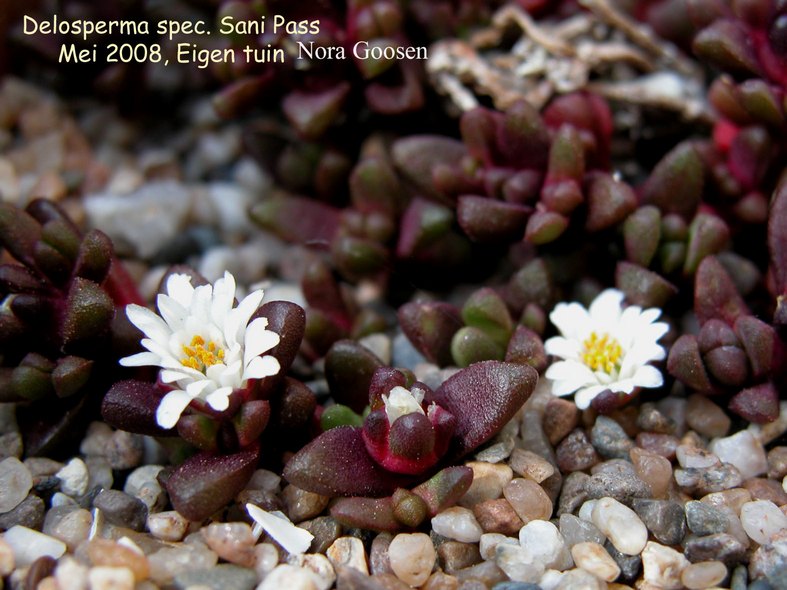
[544,289,668,410]
[246,503,314,555]
[120,271,281,429]
[382,386,425,425]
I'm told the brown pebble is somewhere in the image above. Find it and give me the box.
[767,447,787,479]
[635,432,679,460]
[282,484,330,523]
[543,398,580,445]
[374,572,412,590]
[437,542,482,573]
[25,555,56,590]
[508,449,555,483]
[423,571,460,590]
[637,403,676,434]
[503,478,553,523]
[743,478,787,505]
[86,539,150,582]
[557,429,600,472]
[630,447,673,498]
[29,171,67,202]
[701,488,753,514]
[686,394,731,438]
[471,499,523,536]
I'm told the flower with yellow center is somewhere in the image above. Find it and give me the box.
[119,272,281,429]
[544,289,668,409]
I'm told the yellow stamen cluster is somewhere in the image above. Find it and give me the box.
[181,335,224,371]
[582,331,623,373]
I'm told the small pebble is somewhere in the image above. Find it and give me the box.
[640,541,689,590]
[681,560,727,589]
[556,430,600,472]
[87,566,135,590]
[0,494,45,530]
[591,497,648,556]
[710,430,768,480]
[676,445,720,469]
[287,554,336,590]
[629,447,672,498]
[557,472,589,516]
[0,536,14,575]
[86,538,150,581]
[431,507,484,543]
[173,563,258,590]
[459,462,514,508]
[631,499,687,546]
[437,542,482,574]
[508,449,555,483]
[472,499,523,536]
[495,544,544,583]
[0,457,33,513]
[683,533,747,566]
[604,540,642,583]
[685,500,729,536]
[503,478,552,523]
[283,485,330,523]
[299,516,342,554]
[479,534,519,561]
[54,556,89,590]
[202,522,257,567]
[148,545,219,585]
[740,500,787,545]
[475,439,515,463]
[767,447,787,479]
[253,543,280,580]
[674,463,744,495]
[590,416,634,459]
[3,525,66,567]
[326,536,369,574]
[93,489,148,531]
[147,510,190,542]
[42,506,92,550]
[543,398,580,445]
[636,403,676,434]
[686,394,731,438]
[570,542,620,582]
[743,478,787,505]
[123,465,165,511]
[558,513,606,547]
[388,532,436,587]
[369,533,393,576]
[519,520,572,571]
[583,469,652,505]
[635,432,679,459]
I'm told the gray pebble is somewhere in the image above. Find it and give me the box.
[731,564,748,590]
[491,583,543,590]
[674,464,743,495]
[591,416,634,459]
[334,564,386,590]
[636,403,676,434]
[584,470,652,506]
[557,472,589,516]
[173,564,257,590]
[369,532,393,576]
[391,332,427,371]
[93,490,148,532]
[0,433,22,460]
[0,494,45,531]
[750,580,775,590]
[632,499,687,546]
[300,516,343,554]
[683,533,747,566]
[685,501,729,535]
[558,513,605,547]
[605,539,641,582]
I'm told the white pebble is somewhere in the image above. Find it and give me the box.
[124,465,164,510]
[591,497,648,556]
[3,525,66,567]
[495,543,544,583]
[56,458,89,497]
[578,499,597,522]
[740,500,787,544]
[479,533,518,561]
[641,541,689,590]
[0,457,32,513]
[0,537,14,576]
[87,566,135,590]
[326,537,368,575]
[519,520,572,571]
[431,507,484,543]
[570,542,620,582]
[388,533,435,587]
[710,430,768,480]
[675,445,720,469]
[287,553,336,590]
[147,510,189,542]
[258,564,317,590]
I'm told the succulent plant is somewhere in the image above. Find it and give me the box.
[0,199,143,456]
[101,269,312,521]
[284,359,537,530]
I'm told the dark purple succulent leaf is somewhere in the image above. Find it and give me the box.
[667,335,715,393]
[728,382,779,423]
[411,466,473,517]
[331,235,389,279]
[541,179,583,215]
[451,326,506,368]
[249,193,341,245]
[61,278,114,351]
[461,107,502,165]
[727,126,772,190]
[433,361,537,458]
[350,157,406,216]
[166,444,260,522]
[368,367,415,408]
[274,378,316,432]
[52,356,93,398]
[234,400,271,448]
[505,326,547,372]
[695,256,749,325]
[456,196,531,243]
[398,301,462,366]
[693,19,762,77]
[396,198,454,258]
[544,125,585,184]
[0,264,43,294]
[73,230,113,284]
[391,136,466,199]
[524,210,569,244]
[304,308,348,359]
[282,84,351,140]
[283,426,416,497]
[461,288,514,349]
[212,76,272,120]
[12,354,55,401]
[325,340,385,413]
[718,251,762,296]
[497,100,550,168]
[17,393,91,459]
[40,219,80,264]
[330,496,400,532]
[505,258,556,313]
[737,80,784,128]
[704,345,750,386]
[768,174,787,293]
[365,61,425,115]
[503,170,544,204]
[585,173,637,232]
[32,241,71,285]
[542,92,613,168]
[641,142,704,218]
[252,300,305,398]
[590,389,637,413]
[301,258,349,323]
[101,380,175,437]
[734,315,776,378]
[616,262,678,308]
[698,319,740,353]
[0,203,42,268]
[177,414,219,452]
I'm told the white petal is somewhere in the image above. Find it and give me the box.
[545,360,598,395]
[544,336,582,360]
[550,302,591,340]
[156,389,193,429]
[140,337,177,363]
[211,271,237,327]
[125,304,171,343]
[242,355,280,381]
[573,385,608,409]
[631,364,664,389]
[243,317,280,368]
[160,368,196,384]
[383,386,426,425]
[186,380,213,398]
[206,387,233,411]
[246,504,314,555]
[588,289,624,325]
[224,289,265,347]
[119,352,162,368]
[220,360,244,387]
[157,294,189,331]
[165,274,195,307]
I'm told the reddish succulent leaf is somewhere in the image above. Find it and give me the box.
[101,380,174,437]
[330,496,400,532]
[433,361,537,458]
[729,382,779,423]
[693,19,762,77]
[734,315,776,379]
[616,262,678,309]
[366,62,425,114]
[585,173,637,232]
[641,142,704,218]
[249,194,341,245]
[667,335,714,393]
[166,445,260,521]
[253,301,305,399]
[283,426,416,497]
[398,301,462,367]
[325,340,384,413]
[457,196,531,243]
[411,466,474,516]
[282,84,351,139]
[695,256,749,325]
[768,174,787,293]
[391,136,466,198]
